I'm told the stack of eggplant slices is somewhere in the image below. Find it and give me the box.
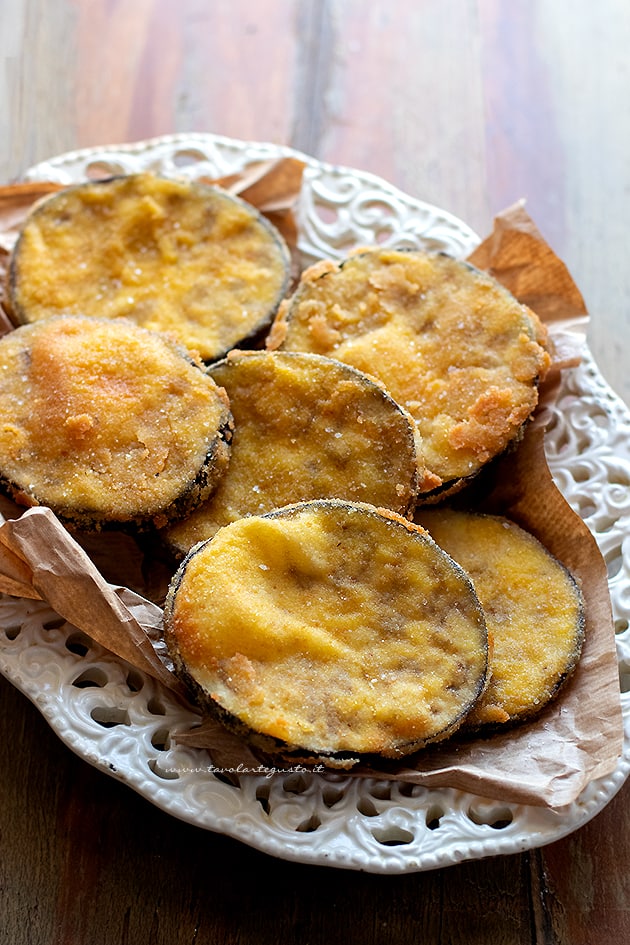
[0,172,584,768]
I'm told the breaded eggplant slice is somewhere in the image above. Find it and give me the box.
[0,315,232,529]
[164,350,426,556]
[268,248,551,494]
[7,173,291,362]
[415,508,585,730]
[164,499,489,764]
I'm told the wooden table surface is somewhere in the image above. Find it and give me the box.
[1,2,629,943]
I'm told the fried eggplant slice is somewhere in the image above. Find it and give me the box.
[415,507,585,730]
[7,173,291,361]
[164,499,489,764]
[0,315,232,529]
[164,350,425,555]
[268,248,551,494]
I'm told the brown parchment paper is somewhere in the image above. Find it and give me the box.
[0,182,623,809]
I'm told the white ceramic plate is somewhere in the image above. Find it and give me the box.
[1,133,629,874]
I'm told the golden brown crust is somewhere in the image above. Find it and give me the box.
[268,248,551,492]
[164,499,489,764]
[8,173,291,361]
[414,507,586,730]
[0,316,233,529]
[163,350,425,555]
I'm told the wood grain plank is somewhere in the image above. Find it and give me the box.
[0,678,64,945]
[477,0,567,251]
[0,0,80,181]
[308,0,491,236]
[534,780,630,945]
[290,0,336,156]
[478,0,630,406]
[72,0,299,149]
[536,0,630,408]
[0,0,301,182]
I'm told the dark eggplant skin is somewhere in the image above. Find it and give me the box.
[463,558,586,737]
[7,173,293,363]
[415,507,587,736]
[161,348,430,561]
[269,247,551,500]
[0,316,234,533]
[163,499,490,768]
[0,413,233,534]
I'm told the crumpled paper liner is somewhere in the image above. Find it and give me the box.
[467,199,589,328]
[0,182,623,808]
[0,501,182,694]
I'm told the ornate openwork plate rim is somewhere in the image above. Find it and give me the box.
[0,133,627,874]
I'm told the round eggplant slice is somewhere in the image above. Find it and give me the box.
[0,315,232,529]
[164,500,489,764]
[268,248,551,493]
[7,173,291,362]
[415,508,585,730]
[164,350,427,556]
